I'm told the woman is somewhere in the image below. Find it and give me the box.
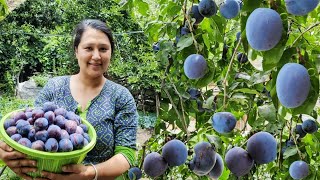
[0,19,138,180]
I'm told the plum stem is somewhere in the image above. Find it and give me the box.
[287,118,303,160]
[183,0,200,54]
[291,22,320,47]
[223,36,242,110]
[163,88,189,135]
[169,77,190,138]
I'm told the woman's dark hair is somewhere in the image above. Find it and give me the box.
[72,19,115,54]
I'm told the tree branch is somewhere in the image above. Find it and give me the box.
[291,22,320,47]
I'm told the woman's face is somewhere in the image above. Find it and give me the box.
[75,27,112,79]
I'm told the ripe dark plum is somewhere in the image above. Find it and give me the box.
[128,167,142,180]
[198,0,217,17]
[65,120,77,134]
[143,152,168,177]
[13,111,27,122]
[16,120,31,136]
[66,111,81,125]
[4,118,15,130]
[35,130,49,142]
[79,124,88,133]
[237,53,248,63]
[27,117,35,125]
[225,147,254,177]
[246,8,283,51]
[247,131,277,164]
[285,0,319,15]
[25,111,33,119]
[58,139,73,152]
[44,111,55,125]
[208,153,224,179]
[189,5,204,25]
[69,133,85,150]
[302,119,318,134]
[190,142,216,176]
[220,0,240,19]
[32,108,45,120]
[83,133,90,142]
[6,126,17,136]
[18,138,32,148]
[76,126,84,135]
[184,54,208,79]
[47,125,62,139]
[28,127,36,142]
[60,129,70,139]
[31,140,45,151]
[276,63,310,108]
[55,115,67,129]
[43,102,58,112]
[45,138,59,152]
[289,160,309,179]
[11,134,22,142]
[34,117,49,131]
[212,112,237,133]
[295,124,307,138]
[161,139,188,166]
[54,107,67,117]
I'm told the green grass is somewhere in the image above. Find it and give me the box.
[0,96,34,120]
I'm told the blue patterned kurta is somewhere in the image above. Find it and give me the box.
[34,76,138,164]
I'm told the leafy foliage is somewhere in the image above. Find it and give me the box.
[121,0,320,179]
[0,0,161,95]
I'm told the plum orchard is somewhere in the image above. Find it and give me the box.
[4,102,91,152]
[120,0,320,179]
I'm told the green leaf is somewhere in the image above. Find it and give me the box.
[195,69,215,88]
[262,43,286,71]
[258,104,276,121]
[177,35,194,51]
[135,0,149,16]
[206,134,222,150]
[233,88,260,95]
[283,146,298,159]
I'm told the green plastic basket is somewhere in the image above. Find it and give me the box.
[0,109,97,177]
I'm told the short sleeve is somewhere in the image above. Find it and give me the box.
[114,88,138,150]
[34,78,55,107]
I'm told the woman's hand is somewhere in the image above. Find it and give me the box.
[35,164,96,180]
[0,140,37,180]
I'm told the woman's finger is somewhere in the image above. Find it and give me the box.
[62,164,84,173]
[11,168,35,180]
[5,151,27,160]
[0,141,13,152]
[40,171,61,180]
[6,159,37,168]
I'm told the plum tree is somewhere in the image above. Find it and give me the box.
[247,131,277,164]
[289,160,309,179]
[246,8,283,51]
[143,152,168,177]
[285,0,320,16]
[225,147,254,177]
[161,139,188,166]
[276,63,310,108]
[189,142,216,176]
[302,119,318,134]
[220,0,240,19]
[128,167,142,180]
[189,5,204,25]
[198,0,217,17]
[183,54,208,79]
[207,153,224,179]
[212,112,237,133]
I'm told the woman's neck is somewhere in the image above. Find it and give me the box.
[75,73,106,89]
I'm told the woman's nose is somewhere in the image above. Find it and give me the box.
[92,49,101,60]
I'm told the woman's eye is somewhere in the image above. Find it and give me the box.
[85,47,92,50]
